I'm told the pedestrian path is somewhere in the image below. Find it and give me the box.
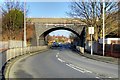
[81,52,118,65]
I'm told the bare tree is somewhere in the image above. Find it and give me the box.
[68,1,119,40]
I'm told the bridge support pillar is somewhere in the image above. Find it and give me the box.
[39,39,45,46]
[39,36,46,46]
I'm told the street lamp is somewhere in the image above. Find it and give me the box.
[102,0,105,56]
[96,1,105,56]
[24,0,27,47]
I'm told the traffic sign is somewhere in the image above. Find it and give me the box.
[88,27,94,34]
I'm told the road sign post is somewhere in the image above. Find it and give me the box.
[88,27,94,55]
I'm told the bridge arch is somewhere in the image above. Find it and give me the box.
[37,26,85,48]
[41,27,81,37]
[30,18,86,52]
[38,27,81,45]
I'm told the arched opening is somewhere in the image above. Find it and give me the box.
[38,27,86,51]
[43,27,81,38]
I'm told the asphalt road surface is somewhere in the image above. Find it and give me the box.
[9,49,118,79]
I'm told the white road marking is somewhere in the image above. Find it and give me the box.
[96,77,99,78]
[56,52,92,74]
[58,58,65,63]
[68,64,92,73]
[66,64,84,73]
[108,77,112,78]
[85,70,92,73]
[56,55,58,58]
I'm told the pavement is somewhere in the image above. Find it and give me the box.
[79,52,118,65]
[7,49,118,79]
[71,48,118,65]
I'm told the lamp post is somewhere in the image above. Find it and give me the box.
[103,0,105,56]
[24,0,27,47]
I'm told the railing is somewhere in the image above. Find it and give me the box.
[0,46,48,72]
